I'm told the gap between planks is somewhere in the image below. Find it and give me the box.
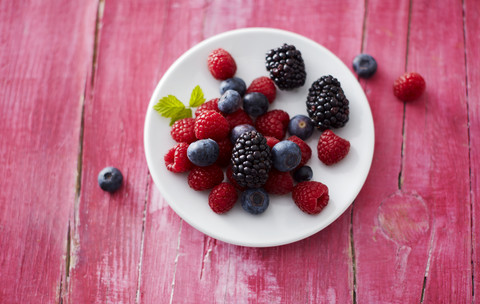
[461,0,475,299]
[57,0,105,302]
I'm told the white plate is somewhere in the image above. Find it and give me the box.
[144,28,374,247]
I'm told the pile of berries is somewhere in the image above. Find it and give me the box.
[162,46,353,216]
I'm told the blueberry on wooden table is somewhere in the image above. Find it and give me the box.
[98,167,123,192]
[352,53,377,78]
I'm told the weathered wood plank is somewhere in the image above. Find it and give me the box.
[465,0,480,301]
[404,0,471,302]
[141,0,364,303]
[65,1,169,303]
[0,0,97,303]
[351,1,423,302]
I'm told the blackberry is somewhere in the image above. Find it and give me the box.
[306,75,350,130]
[231,131,272,188]
[265,44,306,90]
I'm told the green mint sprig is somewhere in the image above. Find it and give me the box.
[153,85,206,125]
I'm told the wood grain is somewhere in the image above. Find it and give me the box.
[140,0,364,303]
[0,1,97,303]
[351,0,422,302]
[404,0,471,302]
[465,0,480,301]
[65,0,168,303]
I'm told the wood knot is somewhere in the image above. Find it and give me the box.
[377,191,430,246]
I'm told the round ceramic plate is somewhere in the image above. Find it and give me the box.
[144,28,374,247]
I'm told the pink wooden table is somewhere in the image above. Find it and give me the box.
[1,0,479,303]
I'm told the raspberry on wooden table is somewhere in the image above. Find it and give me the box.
[292,181,329,214]
[164,142,193,173]
[393,72,426,101]
[194,110,229,141]
[208,182,238,214]
[207,48,237,80]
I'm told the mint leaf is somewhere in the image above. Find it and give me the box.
[153,95,186,118]
[189,85,205,107]
[169,108,192,126]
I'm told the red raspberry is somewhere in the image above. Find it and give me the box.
[195,98,220,117]
[264,169,294,195]
[287,135,312,168]
[170,118,196,143]
[208,182,238,214]
[292,181,329,214]
[224,109,253,130]
[393,72,426,101]
[188,165,224,191]
[164,143,192,173]
[226,165,246,191]
[207,48,237,80]
[317,130,350,165]
[194,110,229,141]
[246,76,276,104]
[265,136,280,149]
[215,137,233,167]
[255,110,290,140]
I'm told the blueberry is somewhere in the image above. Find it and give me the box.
[98,167,123,192]
[187,139,219,166]
[218,90,242,114]
[230,124,256,144]
[243,92,269,117]
[293,166,313,182]
[219,77,246,96]
[271,140,302,172]
[241,188,269,214]
[352,54,377,78]
[288,115,314,140]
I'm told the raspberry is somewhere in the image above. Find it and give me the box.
[255,110,290,140]
[317,130,350,165]
[393,72,426,101]
[246,76,277,104]
[207,48,237,80]
[292,181,329,214]
[195,98,220,117]
[187,165,224,191]
[265,136,280,149]
[215,137,233,167]
[194,110,229,141]
[164,143,192,173]
[224,109,253,130]
[264,169,294,195]
[226,165,246,191]
[208,182,238,214]
[170,118,196,143]
[287,135,312,168]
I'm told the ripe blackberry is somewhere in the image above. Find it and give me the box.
[306,75,350,130]
[231,131,272,189]
[265,44,306,90]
